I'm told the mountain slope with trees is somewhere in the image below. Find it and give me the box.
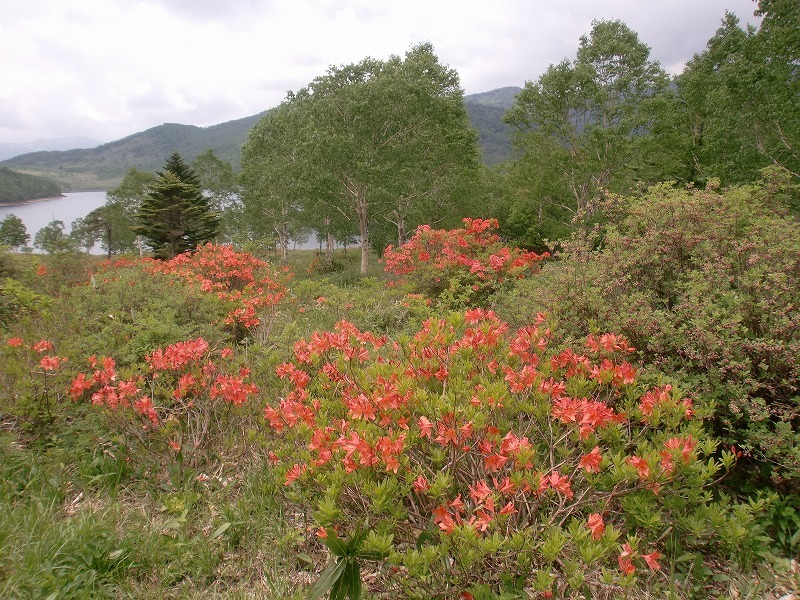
[0,167,62,203]
[0,89,517,191]
[0,112,270,191]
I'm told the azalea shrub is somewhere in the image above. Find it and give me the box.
[492,180,800,493]
[69,337,259,470]
[383,218,548,308]
[264,309,761,597]
[145,243,291,338]
[2,336,70,425]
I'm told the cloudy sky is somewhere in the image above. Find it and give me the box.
[1,0,760,145]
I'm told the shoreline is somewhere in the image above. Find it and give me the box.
[0,191,105,207]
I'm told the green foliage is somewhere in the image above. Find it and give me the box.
[493,179,800,492]
[0,166,61,203]
[243,43,482,275]
[134,153,220,259]
[502,20,671,246]
[0,277,50,329]
[0,214,30,250]
[33,220,78,254]
[677,2,800,186]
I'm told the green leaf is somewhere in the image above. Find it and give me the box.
[330,561,354,600]
[322,529,348,557]
[348,560,362,600]
[307,559,347,600]
[210,522,231,540]
[675,553,697,563]
[346,527,369,554]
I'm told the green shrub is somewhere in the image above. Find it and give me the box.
[264,310,763,597]
[493,179,800,493]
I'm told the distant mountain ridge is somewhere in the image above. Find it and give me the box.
[464,86,521,165]
[0,87,521,191]
[0,136,101,162]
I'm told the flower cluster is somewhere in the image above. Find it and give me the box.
[383,218,548,307]
[144,243,291,328]
[7,337,69,373]
[264,309,725,595]
[71,337,258,462]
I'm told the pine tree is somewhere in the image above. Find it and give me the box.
[134,153,219,259]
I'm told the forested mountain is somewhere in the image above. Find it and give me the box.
[0,111,270,190]
[0,89,517,191]
[464,86,521,164]
[0,167,62,203]
[0,136,100,162]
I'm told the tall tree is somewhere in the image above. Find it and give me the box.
[0,214,29,251]
[105,167,158,255]
[242,104,311,261]
[192,149,240,244]
[243,43,481,274]
[503,20,670,243]
[34,220,77,254]
[678,3,799,184]
[134,153,219,259]
[192,149,239,210]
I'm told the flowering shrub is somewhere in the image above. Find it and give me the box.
[3,336,69,423]
[492,181,800,492]
[383,218,548,308]
[144,243,291,332]
[264,309,759,597]
[70,337,259,469]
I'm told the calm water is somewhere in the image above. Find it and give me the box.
[0,190,324,253]
[0,191,107,251]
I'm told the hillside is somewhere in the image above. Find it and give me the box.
[0,167,62,203]
[464,86,521,164]
[0,88,521,191]
[1,112,270,191]
[0,136,101,162]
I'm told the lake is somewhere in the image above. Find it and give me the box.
[0,191,107,251]
[0,191,327,253]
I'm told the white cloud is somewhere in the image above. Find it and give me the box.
[0,0,760,144]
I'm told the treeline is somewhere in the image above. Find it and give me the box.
[16,1,798,264]
[0,167,61,203]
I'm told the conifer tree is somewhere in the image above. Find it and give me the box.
[134,153,219,259]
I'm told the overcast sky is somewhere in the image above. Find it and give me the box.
[1,0,760,145]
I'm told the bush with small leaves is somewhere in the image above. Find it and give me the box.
[264,309,762,597]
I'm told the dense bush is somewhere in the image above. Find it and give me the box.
[265,309,761,597]
[383,218,548,308]
[493,179,800,492]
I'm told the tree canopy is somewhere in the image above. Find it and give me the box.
[242,43,482,273]
[502,20,670,247]
[0,214,29,251]
[134,153,219,259]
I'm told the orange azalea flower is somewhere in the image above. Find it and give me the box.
[418,416,434,438]
[6,337,23,347]
[32,339,54,353]
[284,463,307,486]
[628,455,650,479]
[547,471,574,499]
[580,446,603,473]
[412,475,429,493]
[39,355,65,371]
[642,550,662,571]
[484,453,509,472]
[587,513,605,540]
[618,543,636,575]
